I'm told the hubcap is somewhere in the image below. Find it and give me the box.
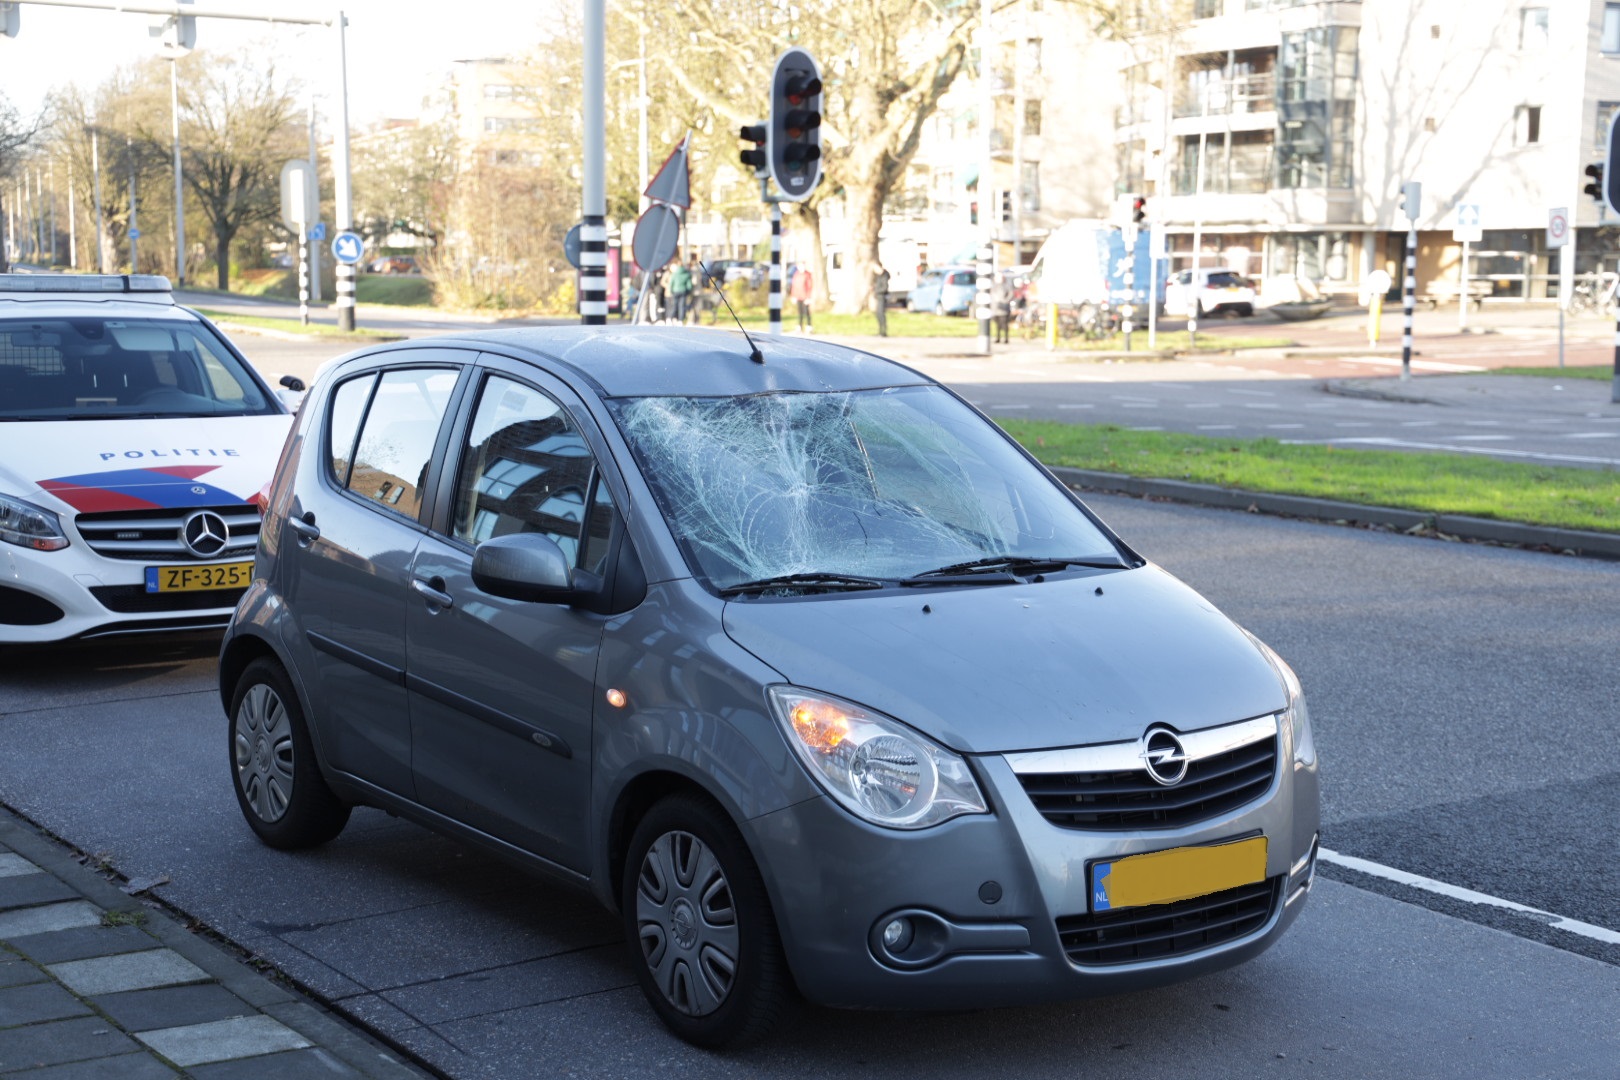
[233,683,294,823]
[635,829,739,1017]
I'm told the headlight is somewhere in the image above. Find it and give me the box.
[767,686,987,829]
[0,493,70,552]
[1242,630,1315,767]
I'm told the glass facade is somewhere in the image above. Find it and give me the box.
[1276,26,1358,189]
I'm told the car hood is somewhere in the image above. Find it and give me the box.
[0,415,291,514]
[722,564,1286,755]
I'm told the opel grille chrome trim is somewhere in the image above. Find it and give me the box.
[1005,713,1279,777]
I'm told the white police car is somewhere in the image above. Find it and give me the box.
[0,274,293,643]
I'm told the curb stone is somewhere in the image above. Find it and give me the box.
[1050,466,1620,561]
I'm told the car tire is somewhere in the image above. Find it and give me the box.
[1195,299,1207,319]
[229,657,351,850]
[1238,303,1255,317]
[623,793,790,1049]
[934,300,946,316]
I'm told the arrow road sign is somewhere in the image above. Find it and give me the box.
[331,231,364,265]
[309,222,327,242]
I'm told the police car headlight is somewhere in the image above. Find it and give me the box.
[0,493,70,552]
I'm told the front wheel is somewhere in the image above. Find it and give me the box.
[229,657,350,850]
[623,794,790,1048]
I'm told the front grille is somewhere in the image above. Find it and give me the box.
[75,504,260,561]
[1057,877,1280,966]
[89,585,246,613]
[1015,734,1278,831]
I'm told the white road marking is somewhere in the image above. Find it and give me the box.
[988,403,1030,410]
[1198,424,1237,430]
[1226,388,1276,397]
[1334,422,1374,428]
[1319,848,1620,947]
[1057,403,1094,409]
[1266,423,1305,429]
[1450,434,1514,441]
[1564,431,1619,439]
[1401,421,1439,427]
[1330,356,1487,373]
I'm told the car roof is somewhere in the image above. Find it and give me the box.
[381,325,933,399]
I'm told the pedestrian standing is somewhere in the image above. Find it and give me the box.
[791,265,814,333]
[669,258,694,324]
[649,269,667,323]
[991,272,1013,344]
[872,265,891,337]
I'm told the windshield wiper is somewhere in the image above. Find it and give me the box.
[718,572,889,597]
[904,555,1129,581]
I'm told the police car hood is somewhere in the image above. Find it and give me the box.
[722,564,1287,755]
[0,415,291,514]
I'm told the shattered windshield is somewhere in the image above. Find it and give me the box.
[610,385,1122,591]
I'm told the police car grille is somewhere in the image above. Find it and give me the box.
[75,504,261,561]
[1056,877,1280,966]
[1015,737,1278,831]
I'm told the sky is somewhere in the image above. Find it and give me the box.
[0,0,547,126]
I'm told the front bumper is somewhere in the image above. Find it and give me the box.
[746,736,1319,1010]
[0,542,244,643]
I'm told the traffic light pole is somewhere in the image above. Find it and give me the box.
[769,200,782,337]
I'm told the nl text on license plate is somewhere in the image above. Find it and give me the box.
[1091,836,1267,913]
[144,561,253,593]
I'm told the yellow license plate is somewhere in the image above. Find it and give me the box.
[144,560,253,593]
[1091,836,1267,912]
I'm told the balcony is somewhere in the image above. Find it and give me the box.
[1174,72,1275,118]
[1174,144,1274,195]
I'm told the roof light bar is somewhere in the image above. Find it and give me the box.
[0,274,173,294]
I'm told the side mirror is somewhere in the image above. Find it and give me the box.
[472,533,598,605]
[278,374,307,392]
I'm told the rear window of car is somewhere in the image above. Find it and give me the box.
[1206,271,1246,287]
[947,271,974,285]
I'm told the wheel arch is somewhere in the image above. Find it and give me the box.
[601,767,754,916]
[218,631,283,715]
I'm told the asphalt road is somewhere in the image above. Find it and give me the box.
[1,497,1616,1078]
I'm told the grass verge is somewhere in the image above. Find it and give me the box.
[1492,364,1611,381]
[1000,420,1620,534]
[194,308,401,341]
[355,275,434,306]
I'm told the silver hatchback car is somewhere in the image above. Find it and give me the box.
[220,326,1318,1047]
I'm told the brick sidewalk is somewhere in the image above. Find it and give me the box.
[0,810,430,1079]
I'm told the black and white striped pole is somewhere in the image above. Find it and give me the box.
[1399,180,1420,381]
[976,240,994,353]
[769,200,783,335]
[580,0,607,325]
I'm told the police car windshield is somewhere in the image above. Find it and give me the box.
[0,317,277,420]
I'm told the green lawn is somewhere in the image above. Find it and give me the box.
[355,275,434,306]
[1000,420,1620,534]
[1492,363,1611,380]
[194,308,401,341]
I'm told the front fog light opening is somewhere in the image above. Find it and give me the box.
[869,910,949,970]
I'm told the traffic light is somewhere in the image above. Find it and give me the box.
[769,47,823,201]
[1399,180,1422,222]
[1132,195,1147,224]
[1586,163,1606,204]
[739,124,768,175]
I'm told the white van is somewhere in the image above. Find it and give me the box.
[0,274,293,643]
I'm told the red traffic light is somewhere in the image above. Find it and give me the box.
[1131,196,1147,224]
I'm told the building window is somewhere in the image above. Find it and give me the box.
[1276,26,1358,189]
[1515,104,1542,145]
[1194,0,1221,18]
[1024,99,1042,136]
[1021,161,1040,214]
[1519,7,1549,50]
[1604,3,1620,53]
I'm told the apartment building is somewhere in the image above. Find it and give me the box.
[1117,0,1620,298]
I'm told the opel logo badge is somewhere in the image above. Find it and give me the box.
[181,509,229,558]
[1140,725,1190,786]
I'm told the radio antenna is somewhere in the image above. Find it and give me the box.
[700,264,765,364]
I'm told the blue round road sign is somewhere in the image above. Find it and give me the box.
[331,231,364,265]
[310,222,327,242]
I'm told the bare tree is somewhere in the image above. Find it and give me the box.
[178,54,304,290]
[0,93,40,274]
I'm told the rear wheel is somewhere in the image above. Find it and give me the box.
[229,657,350,849]
[934,299,947,316]
[1237,303,1255,317]
[623,794,789,1048]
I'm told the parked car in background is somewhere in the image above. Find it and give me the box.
[907,265,977,315]
[0,274,294,643]
[1164,268,1257,318]
[700,259,763,288]
[221,324,1319,1050]
[367,255,419,275]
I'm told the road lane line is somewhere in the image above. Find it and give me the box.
[1451,435,1513,441]
[1283,436,1620,466]
[1564,431,1620,439]
[1197,424,1236,430]
[1057,403,1094,409]
[1330,356,1487,373]
[1319,849,1620,947]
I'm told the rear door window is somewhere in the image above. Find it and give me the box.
[344,368,458,521]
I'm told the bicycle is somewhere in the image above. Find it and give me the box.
[1567,271,1619,317]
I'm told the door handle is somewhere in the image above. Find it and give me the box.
[411,577,455,610]
[288,512,319,545]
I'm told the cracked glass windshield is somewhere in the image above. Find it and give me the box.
[611,385,1121,590]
